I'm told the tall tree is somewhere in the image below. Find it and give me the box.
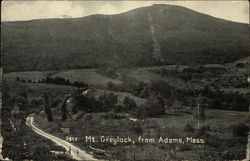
[61,100,67,121]
[123,96,136,110]
[43,94,53,122]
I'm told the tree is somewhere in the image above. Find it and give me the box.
[123,96,136,110]
[143,96,165,117]
[43,94,53,122]
[184,122,194,132]
[32,144,53,161]
[61,101,67,121]
[107,81,116,91]
[99,92,118,111]
[15,77,20,81]
[231,123,249,137]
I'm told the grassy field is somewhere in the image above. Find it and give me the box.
[120,68,161,83]
[4,69,122,86]
[4,65,189,85]
[150,109,249,132]
[3,71,51,81]
[120,65,188,82]
[52,69,122,86]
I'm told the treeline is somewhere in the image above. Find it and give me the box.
[153,67,248,88]
[64,91,120,114]
[107,80,196,106]
[38,77,88,88]
[107,80,249,111]
[200,87,249,111]
[62,89,165,119]
[16,76,89,88]
[153,66,226,81]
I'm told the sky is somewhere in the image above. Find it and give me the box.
[1,1,249,24]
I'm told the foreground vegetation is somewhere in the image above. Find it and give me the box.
[2,58,249,160]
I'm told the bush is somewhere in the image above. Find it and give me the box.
[129,121,143,134]
[143,96,165,117]
[123,96,136,110]
[231,123,249,137]
[183,122,194,132]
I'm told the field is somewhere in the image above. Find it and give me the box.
[150,109,249,132]
[3,70,51,81]
[4,68,122,86]
[52,69,122,86]
[4,65,190,86]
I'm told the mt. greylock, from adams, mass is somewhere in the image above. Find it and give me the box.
[2,4,249,72]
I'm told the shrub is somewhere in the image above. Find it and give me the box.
[184,122,194,133]
[123,96,137,110]
[143,96,165,117]
[231,123,249,137]
[129,121,143,134]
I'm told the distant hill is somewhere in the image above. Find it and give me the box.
[2,4,249,72]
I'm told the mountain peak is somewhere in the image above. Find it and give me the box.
[2,5,249,72]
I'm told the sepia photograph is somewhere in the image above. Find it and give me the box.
[1,0,250,161]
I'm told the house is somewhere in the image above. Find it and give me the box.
[81,88,96,98]
[60,128,70,134]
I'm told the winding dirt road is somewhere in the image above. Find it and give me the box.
[26,115,97,161]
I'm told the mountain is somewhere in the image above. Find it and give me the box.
[2,4,249,72]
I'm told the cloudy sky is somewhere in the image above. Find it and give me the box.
[1,1,249,23]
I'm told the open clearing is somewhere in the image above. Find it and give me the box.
[48,69,122,86]
[3,71,51,81]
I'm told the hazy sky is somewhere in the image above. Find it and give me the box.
[1,1,249,23]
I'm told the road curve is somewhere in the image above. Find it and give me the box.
[26,115,97,161]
